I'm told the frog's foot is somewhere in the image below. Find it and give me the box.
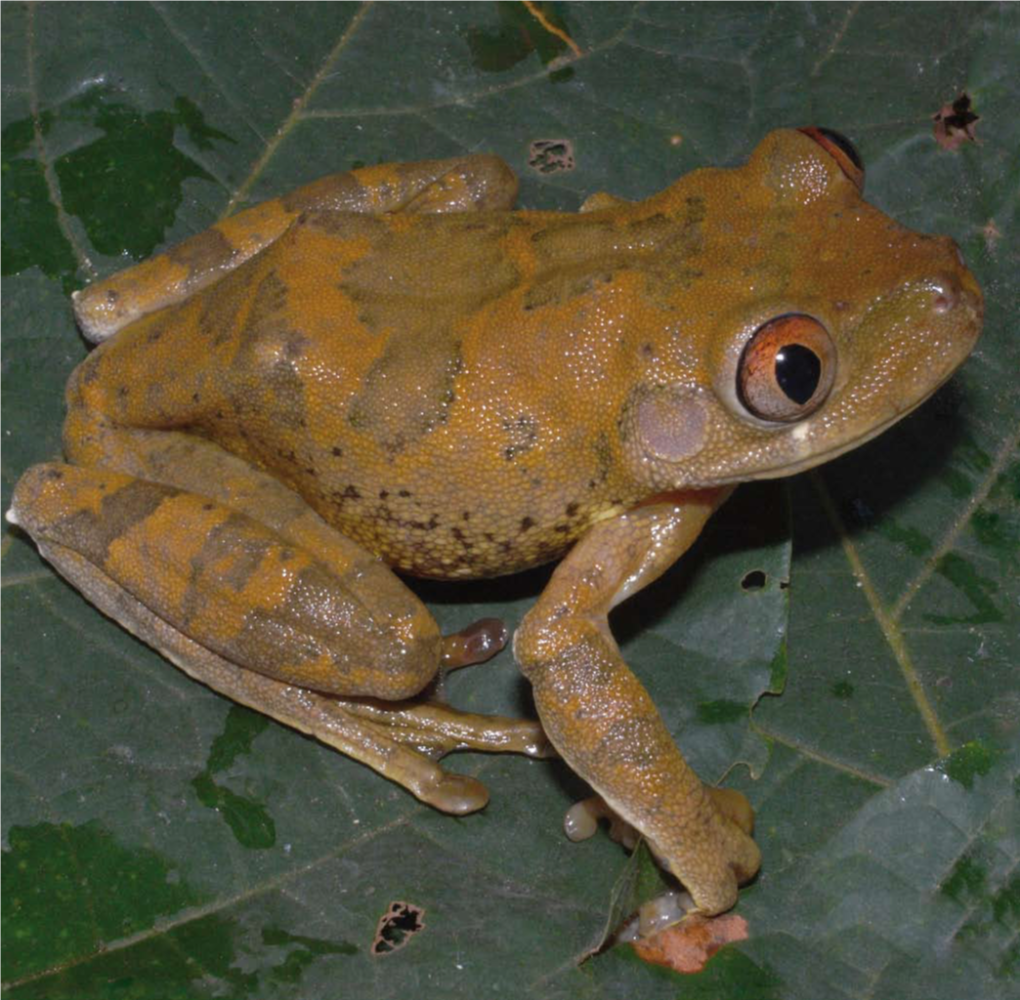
[613,891,696,942]
[334,614,553,780]
[563,790,754,848]
[705,786,755,837]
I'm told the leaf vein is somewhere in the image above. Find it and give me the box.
[150,1,269,148]
[752,723,892,787]
[0,812,416,990]
[301,14,636,127]
[221,1,374,217]
[25,3,96,282]
[810,470,952,758]
[892,419,1020,621]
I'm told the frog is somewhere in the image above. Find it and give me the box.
[8,127,983,917]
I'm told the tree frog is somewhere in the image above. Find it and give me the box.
[9,127,983,916]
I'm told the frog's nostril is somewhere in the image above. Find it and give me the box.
[928,270,984,336]
[932,285,957,314]
[929,271,972,316]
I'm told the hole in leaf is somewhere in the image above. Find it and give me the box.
[932,92,980,150]
[372,901,425,957]
[741,570,767,591]
[528,138,575,174]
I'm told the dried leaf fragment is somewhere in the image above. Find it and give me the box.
[982,219,1002,253]
[632,913,749,973]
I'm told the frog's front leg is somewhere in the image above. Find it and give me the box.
[10,448,548,814]
[514,489,761,916]
[73,154,517,343]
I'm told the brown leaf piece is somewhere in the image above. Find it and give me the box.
[932,93,980,150]
[632,913,749,973]
[982,218,1002,253]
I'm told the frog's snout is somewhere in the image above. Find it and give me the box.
[932,272,981,323]
[924,237,984,345]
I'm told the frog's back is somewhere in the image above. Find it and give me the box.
[66,207,658,579]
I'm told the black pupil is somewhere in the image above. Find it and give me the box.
[775,344,821,405]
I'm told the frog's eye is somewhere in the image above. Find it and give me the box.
[737,315,836,422]
[798,126,865,192]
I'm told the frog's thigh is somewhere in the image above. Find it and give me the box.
[74,154,517,343]
[12,461,442,700]
[514,490,761,916]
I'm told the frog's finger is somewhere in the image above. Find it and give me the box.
[706,787,755,837]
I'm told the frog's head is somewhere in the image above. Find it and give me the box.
[622,127,983,490]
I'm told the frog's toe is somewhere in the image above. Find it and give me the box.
[441,617,509,669]
[665,815,761,916]
[706,786,755,836]
[337,697,554,760]
[563,795,640,850]
[419,771,490,815]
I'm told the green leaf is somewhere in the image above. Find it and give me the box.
[2,3,1017,998]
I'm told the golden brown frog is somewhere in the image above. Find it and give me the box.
[9,127,983,916]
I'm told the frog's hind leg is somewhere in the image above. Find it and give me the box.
[10,430,547,813]
[74,154,517,343]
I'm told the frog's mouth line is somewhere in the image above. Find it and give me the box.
[736,366,963,484]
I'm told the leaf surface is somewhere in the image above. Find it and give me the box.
[2,4,1017,998]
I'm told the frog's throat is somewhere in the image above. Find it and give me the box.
[732,367,959,484]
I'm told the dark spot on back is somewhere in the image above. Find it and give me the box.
[167,226,236,280]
